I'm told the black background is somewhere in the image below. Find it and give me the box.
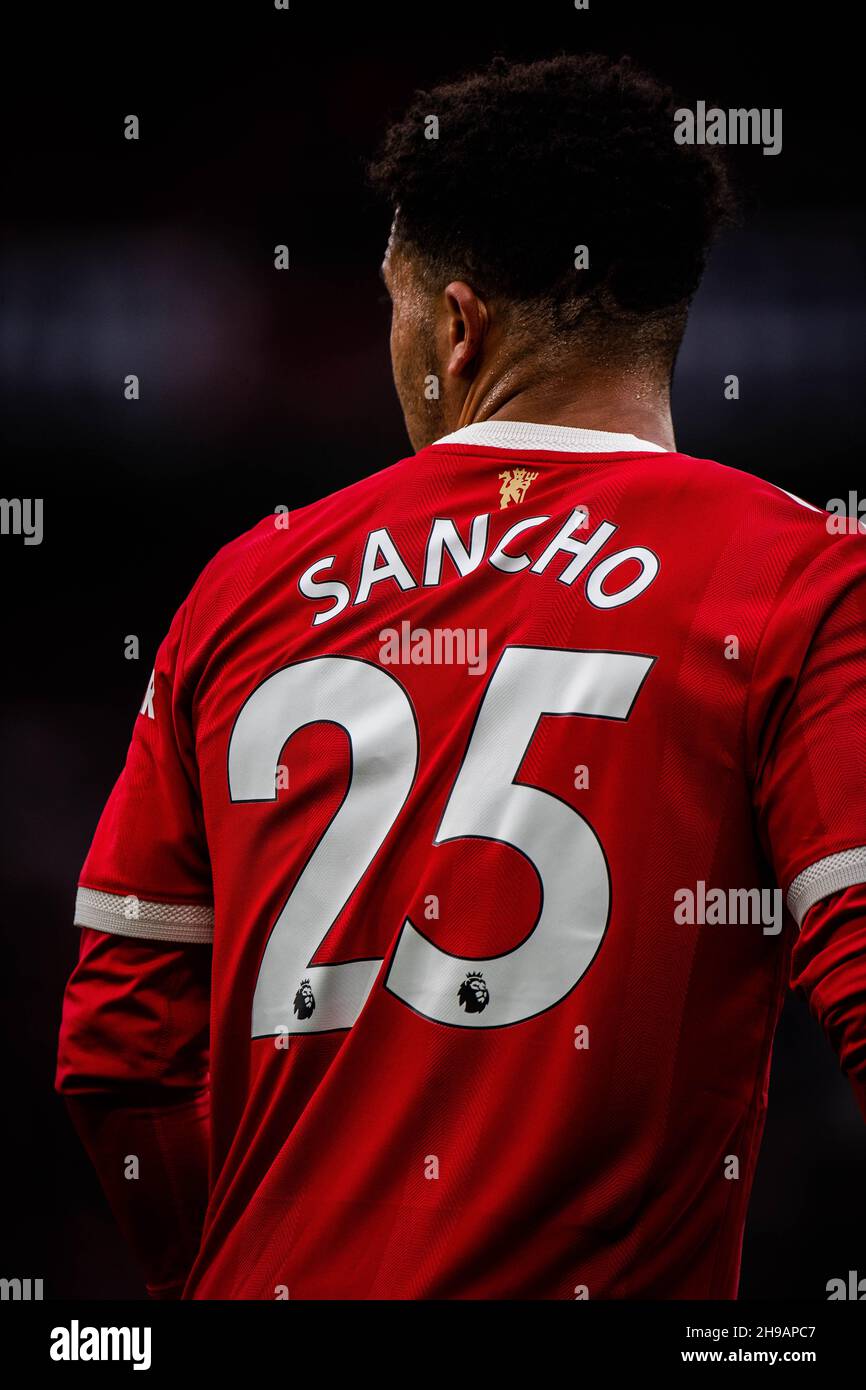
[1,1,864,1299]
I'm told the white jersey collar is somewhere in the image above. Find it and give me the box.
[433,420,666,454]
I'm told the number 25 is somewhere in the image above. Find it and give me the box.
[228,646,653,1035]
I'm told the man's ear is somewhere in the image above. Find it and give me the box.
[444,281,489,377]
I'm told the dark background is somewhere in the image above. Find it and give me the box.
[1,2,864,1299]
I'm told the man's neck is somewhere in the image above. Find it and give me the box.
[453,375,677,453]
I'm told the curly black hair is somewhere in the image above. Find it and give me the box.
[370,54,735,328]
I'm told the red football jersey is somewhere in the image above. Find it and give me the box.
[70,421,866,1298]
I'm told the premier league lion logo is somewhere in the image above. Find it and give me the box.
[293,978,316,1020]
[458,971,490,1014]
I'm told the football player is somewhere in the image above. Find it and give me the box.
[57,54,866,1299]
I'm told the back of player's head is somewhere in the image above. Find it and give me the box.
[370,53,735,356]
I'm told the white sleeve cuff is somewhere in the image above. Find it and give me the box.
[74,886,214,943]
[786,847,866,927]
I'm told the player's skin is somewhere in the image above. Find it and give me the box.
[382,235,678,454]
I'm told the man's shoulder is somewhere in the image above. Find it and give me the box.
[664,451,866,606]
[661,449,825,515]
[181,451,415,626]
[656,449,854,554]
